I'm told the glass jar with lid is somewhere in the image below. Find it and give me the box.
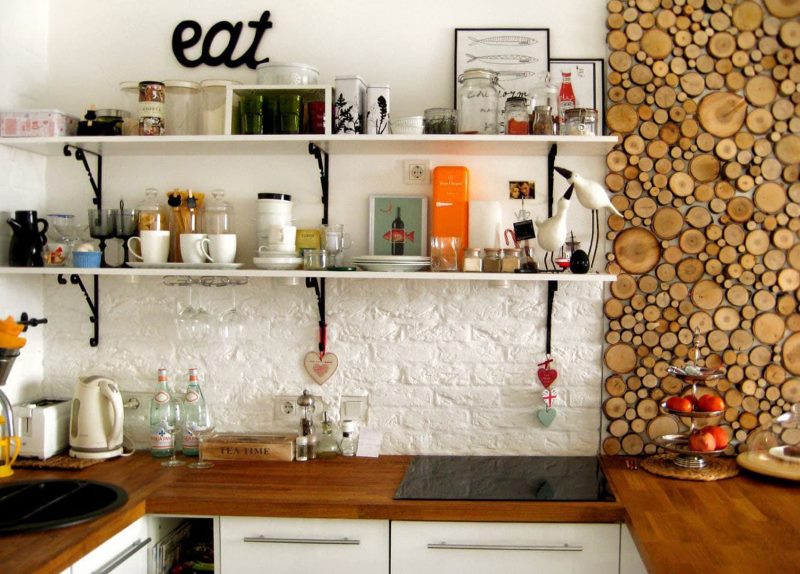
[164,80,201,135]
[462,248,483,272]
[201,80,240,135]
[504,97,530,135]
[532,105,555,135]
[119,81,140,135]
[563,108,599,136]
[202,189,234,234]
[482,248,502,272]
[136,188,167,231]
[531,74,559,134]
[501,248,522,272]
[457,69,500,135]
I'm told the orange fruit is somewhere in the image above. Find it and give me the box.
[666,396,693,413]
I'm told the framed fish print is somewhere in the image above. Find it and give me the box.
[454,28,550,129]
[548,58,606,134]
[369,195,428,256]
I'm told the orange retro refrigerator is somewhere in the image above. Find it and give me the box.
[431,166,469,259]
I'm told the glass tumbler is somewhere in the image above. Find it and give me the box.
[88,208,117,267]
[431,236,461,271]
[239,93,264,135]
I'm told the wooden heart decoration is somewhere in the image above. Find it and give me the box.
[537,367,558,389]
[537,408,557,427]
[304,351,339,384]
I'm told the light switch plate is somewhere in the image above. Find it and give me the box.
[340,395,369,425]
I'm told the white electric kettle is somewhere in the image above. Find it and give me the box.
[69,375,124,459]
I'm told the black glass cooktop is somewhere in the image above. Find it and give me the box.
[394,456,614,502]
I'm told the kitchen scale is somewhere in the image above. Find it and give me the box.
[394,456,614,502]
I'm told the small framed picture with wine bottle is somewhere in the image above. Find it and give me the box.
[368,195,428,256]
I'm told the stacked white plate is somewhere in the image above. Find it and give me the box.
[253,251,302,270]
[353,255,431,272]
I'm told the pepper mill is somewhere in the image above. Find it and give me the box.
[297,389,315,436]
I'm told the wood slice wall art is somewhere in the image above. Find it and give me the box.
[604,0,800,456]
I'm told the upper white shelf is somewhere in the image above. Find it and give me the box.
[0,134,618,157]
[0,266,615,282]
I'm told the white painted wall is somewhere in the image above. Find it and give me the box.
[10,0,610,454]
[0,0,49,403]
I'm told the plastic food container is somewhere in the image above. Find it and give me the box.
[0,110,78,137]
[164,80,201,135]
[390,116,424,135]
[257,63,319,85]
[72,251,102,268]
[201,80,239,135]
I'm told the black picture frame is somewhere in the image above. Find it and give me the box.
[548,58,606,135]
[454,28,551,110]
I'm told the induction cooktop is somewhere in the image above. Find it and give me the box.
[394,456,614,502]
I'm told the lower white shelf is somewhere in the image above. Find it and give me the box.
[0,267,616,282]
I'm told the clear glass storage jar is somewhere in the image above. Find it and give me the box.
[563,108,599,136]
[482,248,502,272]
[423,108,458,134]
[202,189,234,234]
[457,69,500,135]
[119,81,139,135]
[164,80,201,135]
[201,80,239,135]
[504,97,530,135]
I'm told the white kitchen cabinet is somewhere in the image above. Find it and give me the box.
[391,521,620,574]
[69,517,150,574]
[620,523,647,574]
[219,516,389,574]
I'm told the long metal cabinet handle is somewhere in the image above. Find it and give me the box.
[427,542,583,552]
[243,536,360,545]
[93,537,151,574]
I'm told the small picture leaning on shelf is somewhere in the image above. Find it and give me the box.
[369,195,428,256]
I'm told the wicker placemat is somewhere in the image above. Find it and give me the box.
[641,453,739,481]
[14,454,106,470]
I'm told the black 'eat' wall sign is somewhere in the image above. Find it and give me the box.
[172,10,273,69]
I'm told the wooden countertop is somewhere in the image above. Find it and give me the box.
[2,453,798,574]
[601,456,800,574]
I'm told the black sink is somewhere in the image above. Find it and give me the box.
[0,479,128,535]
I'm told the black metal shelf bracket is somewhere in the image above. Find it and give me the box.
[305,277,327,354]
[545,143,559,356]
[63,145,102,207]
[308,143,329,225]
[57,274,99,347]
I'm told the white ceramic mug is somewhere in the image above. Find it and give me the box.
[262,225,296,253]
[200,234,237,263]
[180,233,208,264]
[127,230,170,263]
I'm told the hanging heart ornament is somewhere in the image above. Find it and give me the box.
[537,358,558,389]
[303,351,339,384]
[537,408,557,427]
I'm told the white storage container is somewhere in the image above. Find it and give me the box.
[257,193,293,244]
[201,79,240,135]
[366,84,390,135]
[0,110,78,137]
[334,76,367,134]
[164,80,201,135]
[257,62,319,85]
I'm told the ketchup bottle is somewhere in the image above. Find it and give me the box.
[557,71,576,134]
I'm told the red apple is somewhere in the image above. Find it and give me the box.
[696,394,725,412]
[666,396,693,413]
[688,430,717,452]
[704,426,729,449]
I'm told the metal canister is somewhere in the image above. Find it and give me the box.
[138,81,166,136]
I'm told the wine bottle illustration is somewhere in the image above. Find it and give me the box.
[391,207,405,255]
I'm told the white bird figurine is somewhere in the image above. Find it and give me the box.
[554,167,621,216]
[536,185,574,253]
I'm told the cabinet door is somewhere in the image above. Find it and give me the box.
[391,521,620,574]
[220,516,389,574]
[620,524,647,574]
[70,518,150,574]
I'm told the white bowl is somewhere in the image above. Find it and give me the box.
[256,63,319,85]
[390,116,424,135]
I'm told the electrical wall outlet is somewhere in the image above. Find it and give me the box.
[339,395,369,426]
[273,394,323,428]
[404,159,430,185]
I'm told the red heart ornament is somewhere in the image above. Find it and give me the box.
[304,352,339,384]
[537,367,558,389]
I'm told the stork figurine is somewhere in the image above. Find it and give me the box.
[554,167,621,267]
[536,184,574,271]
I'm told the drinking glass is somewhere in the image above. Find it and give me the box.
[187,408,215,470]
[176,285,213,345]
[431,236,461,271]
[320,223,352,268]
[220,288,247,359]
[115,206,138,267]
[161,407,184,467]
[88,208,117,267]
